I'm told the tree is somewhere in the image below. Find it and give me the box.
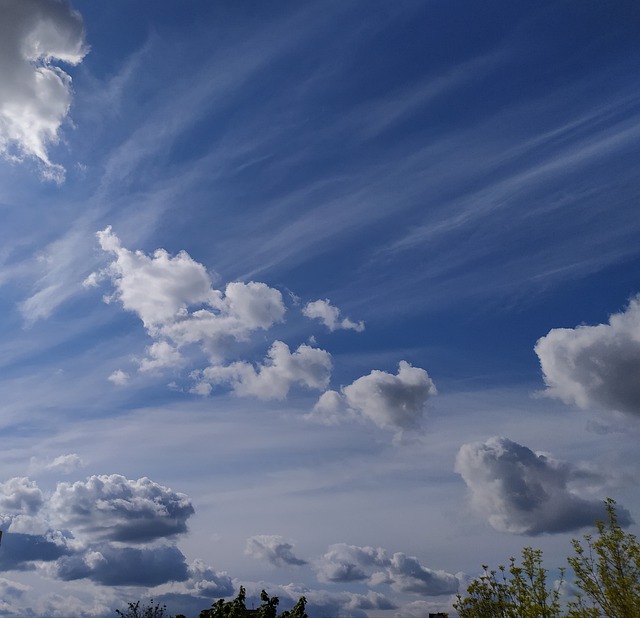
[277,596,307,618]
[201,587,307,618]
[568,498,640,618]
[454,547,563,618]
[116,600,169,618]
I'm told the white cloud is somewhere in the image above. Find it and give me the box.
[454,436,626,535]
[92,227,287,369]
[316,544,387,583]
[245,535,307,567]
[0,477,44,515]
[535,295,640,416]
[50,474,195,542]
[30,453,84,475]
[303,299,364,332]
[0,0,88,180]
[107,369,129,385]
[196,340,332,400]
[315,543,458,597]
[310,361,436,432]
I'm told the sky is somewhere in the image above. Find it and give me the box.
[0,0,639,616]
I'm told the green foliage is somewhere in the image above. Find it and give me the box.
[277,596,307,618]
[454,547,563,618]
[567,498,640,618]
[116,600,169,618]
[200,587,307,618]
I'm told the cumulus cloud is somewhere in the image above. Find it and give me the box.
[315,543,458,597]
[310,361,436,432]
[107,369,129,385]
[303,299,364,332]
[195,341,332,400]
[0,0,88,181]
[0,473,208,591]
[455,436,628,535]
[185,559,234,597]
[54,544,189,586]
[316,544,387,583]
[0,477,44,514]
[535,295,640,416]
[90,227,288,378]
[50,474,195,542]
[246,535,307,567]
[0,531,73,571]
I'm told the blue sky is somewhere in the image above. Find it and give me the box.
[0,0,639,616]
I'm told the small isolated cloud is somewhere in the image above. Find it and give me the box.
[30,453,84,475]
[315,543,458,597]
[107,369,129,385]
[316,544,387,583]
[195,341,332,400]
[0,0,88,181]
[303,299,364,332]
[245,535,307,567]
[310,361,436,433]
[50,474,195,543]
[535,294,640,416]
[454,436,629,535]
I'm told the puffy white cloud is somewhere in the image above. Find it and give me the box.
[50,474,195,542]
[245,534,307,567]
[454,436,627,535]
[197,341,332,400]
[316,544,387,583]
[0,477,44,514]
[310,361,436,432]
[303,299,364,332]
[385,553,459,596]
[92,228,287,374]
[0,0,88,181]
[107,369,129,385]
[315,543,458,597]
[185,559,234,597]
[535,295,640,416]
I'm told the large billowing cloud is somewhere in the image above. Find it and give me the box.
[535,295,640,416]
[194,341,332,399]
[455,436,627,535]
[0,473,224,592]
[0,0,88,181]
[310,361,436,432]
[303,299,364,332]
[315,543,458,597]
[245,535,307,567]
[54,544,189,586]
[50,474,195,542]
